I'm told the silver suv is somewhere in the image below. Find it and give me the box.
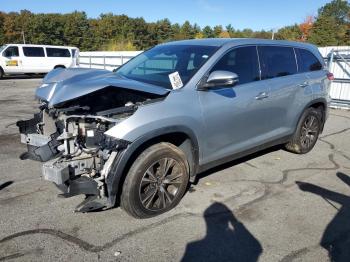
[17,39,332,218]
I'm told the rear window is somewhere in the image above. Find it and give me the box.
[258,46,297,79]
[46,48,71,57]
[23,47,45,57]
[295,48,323,72]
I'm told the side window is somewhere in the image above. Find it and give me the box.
[295,48,323,72]
[210,46,260,85]
[23,47,45,57]
[3,46,19,57]
[258,46,297,79]
[46,48,71,57]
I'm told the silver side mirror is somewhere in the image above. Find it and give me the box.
[199,70,239,90]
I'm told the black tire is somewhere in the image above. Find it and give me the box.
[0,68,3,79]
[54,65,65,69]
[121,142,189,219]
[285,107,322,154]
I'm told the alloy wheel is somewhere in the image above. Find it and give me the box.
[139,157,185,211]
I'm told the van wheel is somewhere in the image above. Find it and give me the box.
[0,68,3,79]
[285,108,322,154]
[54,65,65,69]
[121,142,189,219]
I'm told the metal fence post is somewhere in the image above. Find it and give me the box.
[89,55,92,68]
[103,55,106,69]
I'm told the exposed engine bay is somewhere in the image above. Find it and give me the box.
[17,72,167,212]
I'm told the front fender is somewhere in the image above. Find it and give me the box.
[105,125,200,207]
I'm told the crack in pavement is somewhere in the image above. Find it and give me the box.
[329,113,350,121]
[0,248,43,261]
[0,213,195,253]
[320,128,350,139]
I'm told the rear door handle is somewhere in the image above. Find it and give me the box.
[298,81,309,88]
[255,92,269,100]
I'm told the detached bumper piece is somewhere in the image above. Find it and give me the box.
[43,160,111,212]
[17,114,62,162]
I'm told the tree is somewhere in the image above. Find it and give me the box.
[275,24,302,41]
[156,19,173,43]
[226,24,235,37]
[0,0,348,51]
[308,15,345,46]
[63,12,90,49]
[202,26,214,38]
[218,31,230,38]
[308,0,350,46]
[299,16,314,41]
[180,21,195,39]
[213,25,223,37]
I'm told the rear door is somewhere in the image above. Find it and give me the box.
[1,46,23,74]
[21,46,47,73]
[257,45,308,136]
[294,48,326,99]
[199,46,272,164]
[46,47,72,69]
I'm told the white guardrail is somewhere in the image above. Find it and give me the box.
[79,47,350,107]
[79,51,142,71]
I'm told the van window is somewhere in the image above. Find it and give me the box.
[23,47,45,57]
[3,46,19,57]
[210,46,260,85]
[295,48,323,72]
[46,48,71,57]
[258,46,297,79]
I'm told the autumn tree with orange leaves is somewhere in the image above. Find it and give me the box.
[299,16,314,41]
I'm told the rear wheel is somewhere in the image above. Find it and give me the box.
[54,65,65,69]
[285,107,322,154]
[121,142,189,218]
[0,68,3,79]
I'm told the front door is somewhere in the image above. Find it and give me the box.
[2,46,22,74]
[198,46,272,165]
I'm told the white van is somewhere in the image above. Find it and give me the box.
[0,44,79,78]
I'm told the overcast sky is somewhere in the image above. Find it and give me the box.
[2,0,332,30]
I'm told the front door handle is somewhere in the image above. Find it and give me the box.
[255,92,269,100]
[298,81,309,88]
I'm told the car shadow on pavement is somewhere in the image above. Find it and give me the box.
[0,181,13,191]
[296,172,350,262]
[0,74,44,80]
[181,202,263,262]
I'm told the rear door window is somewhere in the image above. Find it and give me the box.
[23,47,45,57]
[46,48,71,57]
[295,48,323,72]
[210,46,260,85]
[3,46,19,57]
[258,46,297,79]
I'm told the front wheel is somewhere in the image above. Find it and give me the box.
[121,142,189,218]
[285,107,322,154]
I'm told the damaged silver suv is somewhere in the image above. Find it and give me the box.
[17,39,332,218]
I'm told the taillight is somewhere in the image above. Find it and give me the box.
[327,72,334,81]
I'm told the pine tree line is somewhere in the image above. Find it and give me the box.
[0,0,348,51]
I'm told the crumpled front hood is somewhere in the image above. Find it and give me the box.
[36,68,170,107]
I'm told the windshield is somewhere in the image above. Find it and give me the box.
[116,44,219,89]
[0,45,7,53]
